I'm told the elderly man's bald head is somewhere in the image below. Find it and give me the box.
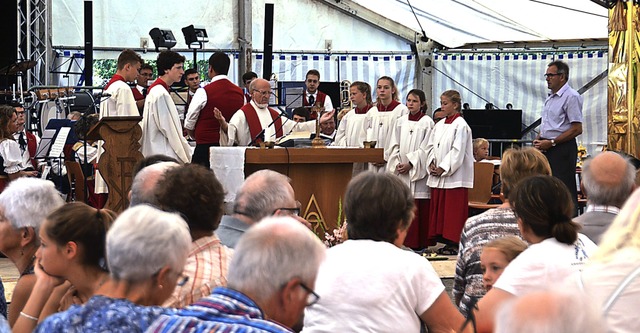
[129,161,179,207]
[233,170,296,223]
[582,151,635,208]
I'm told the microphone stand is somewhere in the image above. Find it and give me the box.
[248,90,297,146]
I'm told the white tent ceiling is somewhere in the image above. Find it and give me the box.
[350,0,608,48]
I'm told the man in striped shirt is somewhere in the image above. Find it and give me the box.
[147,217,326,333]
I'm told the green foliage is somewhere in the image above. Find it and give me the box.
[90,58,209,84]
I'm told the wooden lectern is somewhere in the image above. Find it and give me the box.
[87,116,143,212]
[245,148,383,238]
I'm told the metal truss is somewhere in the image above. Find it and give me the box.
[17,0,52,88]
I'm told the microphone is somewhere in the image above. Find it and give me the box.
[248,106,289,146]
[94,92,112,98]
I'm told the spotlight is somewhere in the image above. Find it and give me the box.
[506,103,513,110]
[463,103,470,110]
[182,25,208,49]
[149,28,177,51]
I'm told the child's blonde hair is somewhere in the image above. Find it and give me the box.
[484,236,528,262]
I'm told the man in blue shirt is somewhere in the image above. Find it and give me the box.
[533,60,583,215]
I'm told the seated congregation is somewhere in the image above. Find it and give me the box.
[0,146,634,333]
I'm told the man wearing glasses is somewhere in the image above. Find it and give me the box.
[132,63,154,114]
[149,216,326,333]
[533,60,583,215]
[303,69,333,119]
[217,78,333,146]
[184,52,244,168]
[216,169,306,248]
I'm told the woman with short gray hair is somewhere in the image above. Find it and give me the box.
[0,178,64,326]
[35,205,191,332]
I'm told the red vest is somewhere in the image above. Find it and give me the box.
[131,86,144,101]
[241,103,283,144]
[195,78,244,144]
[26,131,37,169]
[303,91,328,120]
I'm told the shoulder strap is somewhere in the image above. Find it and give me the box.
[602,264,640,314]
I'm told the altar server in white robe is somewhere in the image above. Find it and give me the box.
[333,81,373,147]
[217,78,332,146]
[96,49,142,194]
[365,76,409,173]
[387,89,434,250]
[425,89,474,251]
[140,51,191,163]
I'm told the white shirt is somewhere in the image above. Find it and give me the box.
[303,240,444,333]
[220,101,316,146]
[140,84,192,163]
[387,115,434,199]
[570,247,640,333]
[306,90,333,112]
[0,139,27,174]
[425,116,474,189]
[494,234,597,296]
[13,130,40,169]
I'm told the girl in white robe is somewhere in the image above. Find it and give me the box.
[387,89,434,249]
[365,76,408,173]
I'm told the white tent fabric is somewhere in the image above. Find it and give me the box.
[433,51,607,154]
[251,53,417,98]
[352,0,608,48]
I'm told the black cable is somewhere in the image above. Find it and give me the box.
[430,66,492,104]
[406,0,428,41]
[528,0,608,18]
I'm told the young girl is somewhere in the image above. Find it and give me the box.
[387,89,434,249]
[480,236,527,291]
[13,203,116,332]
[425,90,474,253]
[473,138,490,162]
[366,76,409,172]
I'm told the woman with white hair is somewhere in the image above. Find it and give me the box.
[34,205,192,332]
[0,178,64,326]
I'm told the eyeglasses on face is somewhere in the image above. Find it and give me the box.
[544,73,562,78]
[299,282,320,306]
[273,201,302,216]
[253,89,270,96]
[176,273,190,287]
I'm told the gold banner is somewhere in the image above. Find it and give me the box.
[608,1,640,158]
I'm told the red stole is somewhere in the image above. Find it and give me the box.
[376,100,400,112]
[408,111,424,122]
[445,113,461,124]
[240,103,283,144]
[105,74,126,90]
[355,104,373,115]
[149,78,169,93]
[26,131,37,169]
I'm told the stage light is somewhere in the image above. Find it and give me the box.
[149,28,177,51]
[182,25,208,49]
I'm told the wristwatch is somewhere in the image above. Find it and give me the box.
[551,139,556,147]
